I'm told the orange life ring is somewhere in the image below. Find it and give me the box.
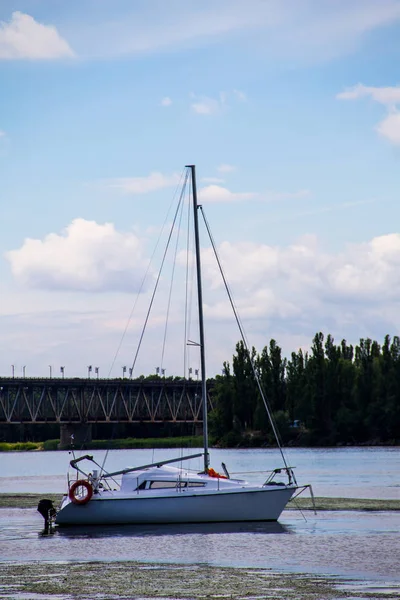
[69,479,93,505]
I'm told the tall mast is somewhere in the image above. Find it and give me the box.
[187,165,209,472]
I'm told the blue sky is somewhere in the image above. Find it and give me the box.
[1,0,400,378]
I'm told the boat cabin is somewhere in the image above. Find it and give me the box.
[119,465,243,493]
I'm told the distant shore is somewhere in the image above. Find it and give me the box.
[0,437,204,452]
[0,437,399,452]
[1,493,399,511]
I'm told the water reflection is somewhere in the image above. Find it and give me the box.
[1,508,399,582]
[55,520,290,539]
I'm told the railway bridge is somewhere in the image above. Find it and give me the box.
[0,377,213,447]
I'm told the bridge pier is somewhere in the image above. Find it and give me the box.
[59,423,92,449]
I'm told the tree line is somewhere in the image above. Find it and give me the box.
[209,333,400,446]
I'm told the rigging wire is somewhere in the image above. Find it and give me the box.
[108,169,187,378]
[130,170,190,374]
[100,449,110,477]
[199,206,295,482]
[160,176,187,371]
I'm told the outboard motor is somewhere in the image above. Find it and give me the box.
[37,499,56,530]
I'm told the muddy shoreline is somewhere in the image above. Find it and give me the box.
[1,497,399,599]
[0,560,398,600]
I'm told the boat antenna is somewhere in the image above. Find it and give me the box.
[186,165,209,472]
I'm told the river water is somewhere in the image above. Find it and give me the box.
[1,446,399,498]
[0,446,399,595]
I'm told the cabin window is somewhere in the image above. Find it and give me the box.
[149,481,179,489]
[144,480,206,490]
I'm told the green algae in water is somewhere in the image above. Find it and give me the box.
[0,494,63,509]
[286,497,400,511]
[0,562,399,600]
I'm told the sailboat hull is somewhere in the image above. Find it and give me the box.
[55,486,296,526]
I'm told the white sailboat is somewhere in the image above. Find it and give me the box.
[40,165,311,527]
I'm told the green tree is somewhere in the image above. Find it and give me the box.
[286,349,307,423]
[255,340,287,432]
[208,362,234,437]
[232,341,258,429]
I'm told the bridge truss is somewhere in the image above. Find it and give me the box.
[0,378,213,424]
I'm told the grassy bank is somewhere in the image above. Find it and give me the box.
[0,436,205,452]
[1,493,399,511]
[0,441,41,451]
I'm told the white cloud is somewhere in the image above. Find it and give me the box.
[105,172,181,194]
[70,3,268,59]
[160,96,172,107]
[201,237,318,296]
[337,83,400,105]
[233,89,247,102]
[338,82,400,144]
[191,232,400,350]
[201,177,225,184]
[0,11,74,60]
[0,130,5,137]
[200,233,400,309]
[65,1,400,63]
[199,184,309,204]
[376,111,400,144]
[191,95,222,115]
[5,228,400,377]
[325,235,400,300]
[190,90,246,116]
[274,0,400,63]
[199,185,257,203]
[6,218,149,292]
[217,164,236,173]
